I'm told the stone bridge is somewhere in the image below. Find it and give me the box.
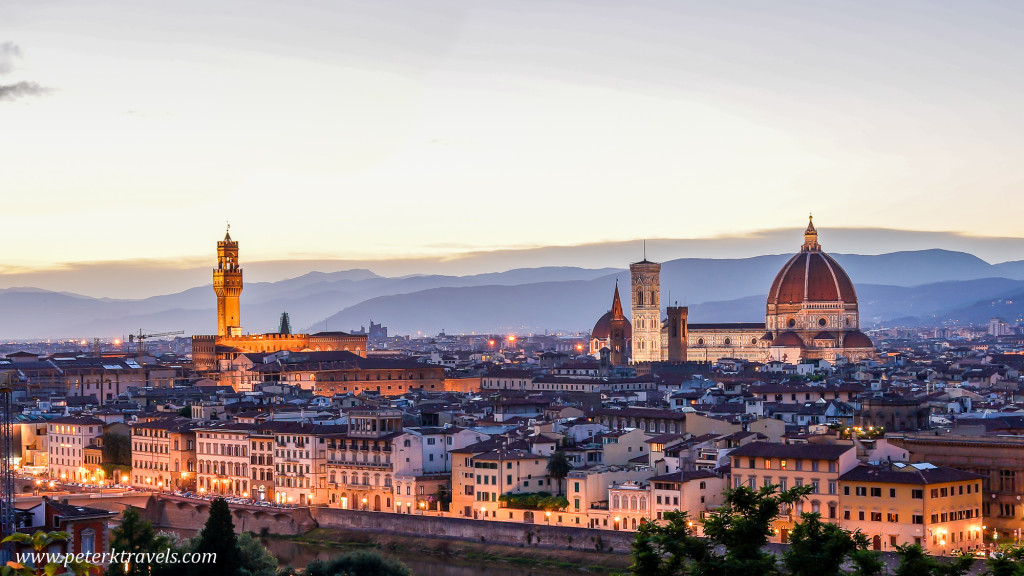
[147,495,316,535]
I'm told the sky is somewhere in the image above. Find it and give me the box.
[2,0,1024,273]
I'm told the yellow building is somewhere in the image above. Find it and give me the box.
[838,463,985,555]
[728,442,858,542]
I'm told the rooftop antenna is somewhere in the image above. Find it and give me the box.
[643,239,647,261]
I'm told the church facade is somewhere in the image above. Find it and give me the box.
[192,229,367,373]
[593,218,875,366]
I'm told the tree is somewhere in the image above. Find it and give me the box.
[2,531,95,576]
[988,545,1024,576]
[699,484,814,576]
[107,508,182,576]
[303,551,410,576]
[893,544,973,576]
[236,533,277,576]
[188,498,240,576]
[848,549,885,576]
[783,512,868,576]
[627,512,712,576]
[546,451,572,496]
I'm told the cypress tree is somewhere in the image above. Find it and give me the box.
[190,498,240,576]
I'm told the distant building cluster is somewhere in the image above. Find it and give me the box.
[590,217,875,366]
[6,219,1024,559]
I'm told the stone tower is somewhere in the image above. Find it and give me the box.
[214,227,243,337]
[630,255,661,363]
[666,306,688,362]
[608,282,629,366]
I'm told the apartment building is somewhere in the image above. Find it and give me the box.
[249,427,276,502]
[130,419,197,491]
[323,411,402,511]
[47,416,104,483]
[838,463,984,555]
[270,421,336,506]
[728,441,859,543]
[195,423,253,497]
[567,465,653,528]
[649,469,725,530]
[392,426,489,513]
[451,439,554,520]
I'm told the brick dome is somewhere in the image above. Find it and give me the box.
[842,330,874,349]
[767,218,857,305]
[592,311,632,340]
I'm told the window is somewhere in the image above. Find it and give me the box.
[844,486,850,496]
[858,511,865,521]
[870,488,881,497]
[80,530,96,554]
[887,513,898,523]
[912,515,923,524]
[856,487,867,497]
[912,489,923,499]
[871,512,882,522]
[843,510,851,520]
[889,488,896,498]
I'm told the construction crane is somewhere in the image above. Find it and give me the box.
[128,329,185,357]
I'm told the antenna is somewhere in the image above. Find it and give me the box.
[643,239,647,261]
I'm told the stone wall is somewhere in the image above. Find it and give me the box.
[311,508,637,554]
[148,496,316,536]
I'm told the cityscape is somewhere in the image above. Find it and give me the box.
[5,2,1024,576]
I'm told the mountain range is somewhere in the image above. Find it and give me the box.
[3,248,1024,339]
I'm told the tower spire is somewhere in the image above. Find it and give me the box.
[611,281,625,319]
[802,213,819,252]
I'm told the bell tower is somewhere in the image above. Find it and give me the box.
[630,248,662,364]
[214,226,243,337]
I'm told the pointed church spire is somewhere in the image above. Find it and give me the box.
[802,213,820,252]
[611,280,625,319]
[225,221,233,242]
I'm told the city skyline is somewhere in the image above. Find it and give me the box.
[3,0,1024,270]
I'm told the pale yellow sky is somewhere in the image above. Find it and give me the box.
[2,0,1023,269]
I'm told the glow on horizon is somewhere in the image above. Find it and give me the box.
[2,0,1024,269]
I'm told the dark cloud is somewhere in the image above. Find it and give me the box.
[0,81,51,101]
[0,42,21,75]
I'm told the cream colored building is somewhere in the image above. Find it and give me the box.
[47,416,103,483]
[195,423,253,498]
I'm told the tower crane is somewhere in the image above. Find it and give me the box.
[128,329,185,356]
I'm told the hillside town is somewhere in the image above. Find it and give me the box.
[5,222,1024,563]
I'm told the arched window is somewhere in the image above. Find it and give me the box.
[639,497,647,511]
[613,495,620,509]
[630,496,638,510]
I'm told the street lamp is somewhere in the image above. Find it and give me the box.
[545,511,551,525]
[362,498,368,511]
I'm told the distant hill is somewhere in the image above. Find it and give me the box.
[4,249,1024,339]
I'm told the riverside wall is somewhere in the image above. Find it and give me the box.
[310,508,637,553]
